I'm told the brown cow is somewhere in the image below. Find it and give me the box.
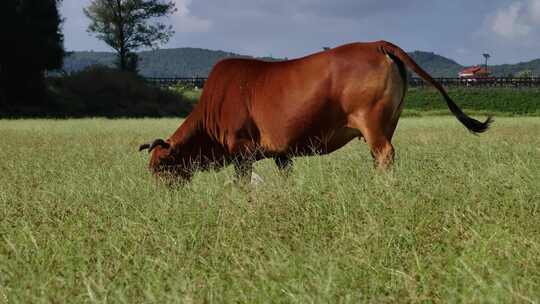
[140,41,492,182]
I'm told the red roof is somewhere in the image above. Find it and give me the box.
[459,66,489,76]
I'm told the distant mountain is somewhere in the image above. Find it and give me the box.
[407,51,540,77]
[62,48,540,78]
[408,51,463,77]
[63,51,115,73]
[489,59,540,77]
[63,48,269,77]
[138,48,251,77]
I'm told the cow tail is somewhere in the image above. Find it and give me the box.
[379,41,493,134]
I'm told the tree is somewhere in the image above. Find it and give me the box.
[482,53,490,70]
[516,69,536,78]
[0,0,64,106]
[84,0,176,72]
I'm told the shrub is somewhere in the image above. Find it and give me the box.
[51,66,194,117]
[1,65,194,118]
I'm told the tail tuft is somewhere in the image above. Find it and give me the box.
[444,93,493,134]
[459,114,493,134]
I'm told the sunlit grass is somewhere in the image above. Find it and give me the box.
[1,117,539,303]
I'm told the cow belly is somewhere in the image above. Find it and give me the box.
[286,127,361,156]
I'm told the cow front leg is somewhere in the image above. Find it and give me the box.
[230,138,265,185]
[233,159,253,183]
[233,160,265,185]
[274,155,293,176]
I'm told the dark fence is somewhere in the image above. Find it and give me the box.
[145,77,207,88]
[146,77,540,89]
[409,77,540,88]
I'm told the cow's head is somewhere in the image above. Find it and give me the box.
[139,138,193,182]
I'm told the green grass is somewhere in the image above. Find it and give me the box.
[404,87,540,117]
[1,117,539,303]
[166,85,202,105]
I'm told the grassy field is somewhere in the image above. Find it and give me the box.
[1,117,539,303]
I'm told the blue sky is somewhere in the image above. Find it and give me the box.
[61,0,540,65]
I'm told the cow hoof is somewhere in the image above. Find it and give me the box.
[250,172,264,186]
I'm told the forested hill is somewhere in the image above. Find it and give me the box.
[489,59,540,77]
[63,48,540,77]
[63,48,267,77]
[138,48,250,77]
[408,51,463,77]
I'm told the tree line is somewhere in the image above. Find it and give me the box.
[0,0,64,106]
[0,0,176,107]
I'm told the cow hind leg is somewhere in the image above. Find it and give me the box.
[367,136,394,170]
[349,115,396,170]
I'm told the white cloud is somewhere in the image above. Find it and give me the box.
[172,0,212,33]
[490,2,530,39]
[530,0,540,22]
[487,0,540,39]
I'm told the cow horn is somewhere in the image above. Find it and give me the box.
[139,143,151,152]
[139,139,170,153]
